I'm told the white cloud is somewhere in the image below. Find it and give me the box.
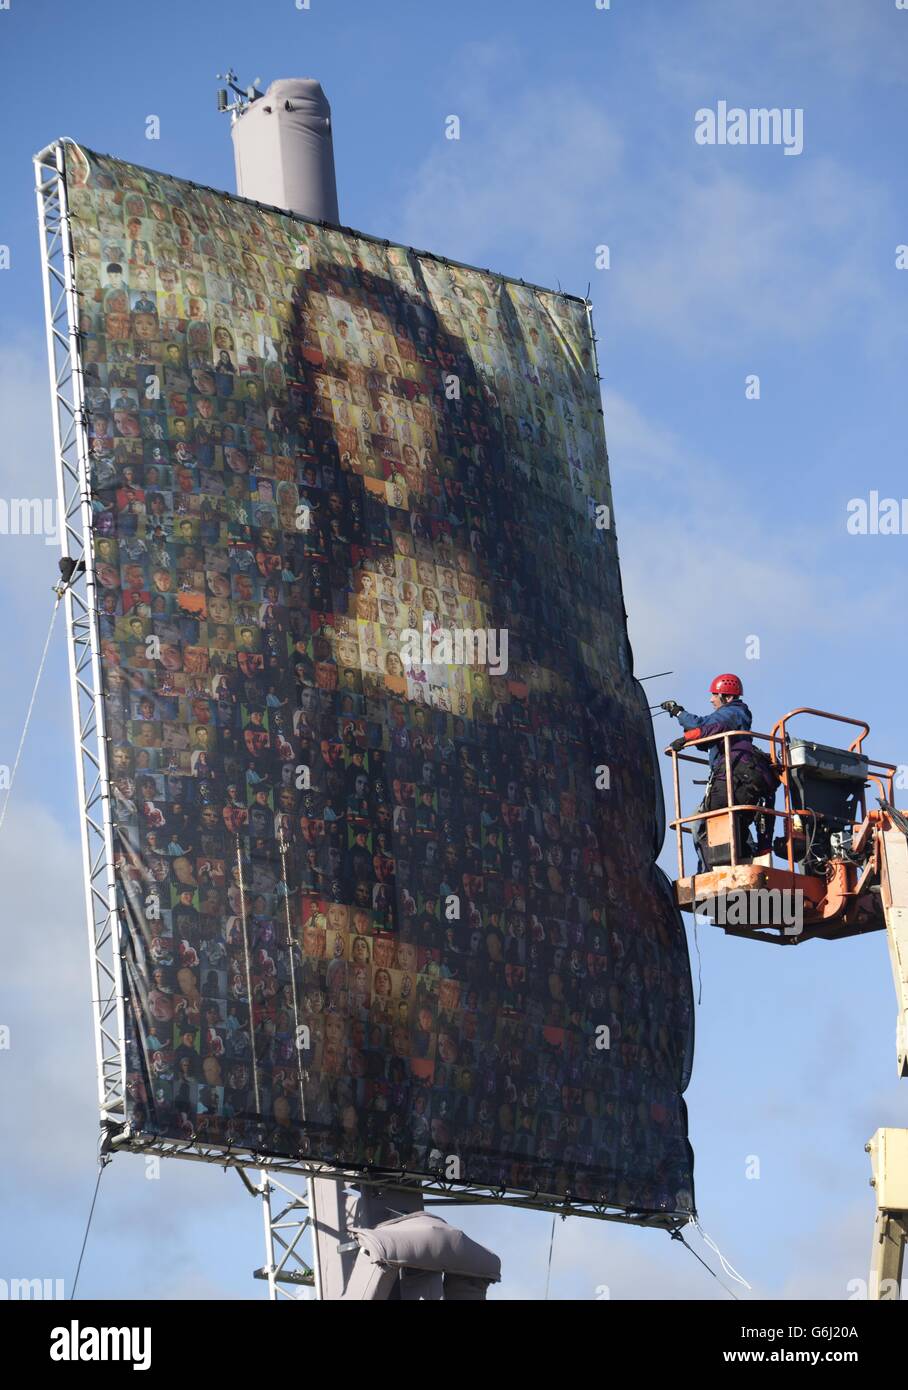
[397,62,895,354]
[399,81,622,274]
[689,0,908,88]
[0,341,68,741]
[601,376,898,684]
[627,0,908,106]
[602,388,691,484]
[0,802,105,1183]
[777,1200,875,1301]
[611,160,892,350]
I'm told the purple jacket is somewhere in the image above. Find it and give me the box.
[677,698,753,772]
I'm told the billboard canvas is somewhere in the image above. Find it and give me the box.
[60,143,695,1216]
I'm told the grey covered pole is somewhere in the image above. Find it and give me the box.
[231,78,339,223]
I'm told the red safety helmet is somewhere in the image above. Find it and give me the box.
[709,673,743,697]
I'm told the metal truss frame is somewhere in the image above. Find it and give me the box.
[34,140,128,1129]
[238,1168,318,1300]
[113,1134,683,1229]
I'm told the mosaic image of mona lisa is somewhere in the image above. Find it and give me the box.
[64,144,694,1215]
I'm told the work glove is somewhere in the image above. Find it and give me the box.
[669,736,687,753]
[660,700,682,717]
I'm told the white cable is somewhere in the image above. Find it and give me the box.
[235,834,262,1119]
[0,596,61,837]
[695,1220,752,1290]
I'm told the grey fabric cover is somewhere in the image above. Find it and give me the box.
[399,1268,445,1301]
[350,1211,501,1282]
[338,1252,398,1302]
[443,1273,490,1301]
[232,79,340,223]
[347,1183,425,1229]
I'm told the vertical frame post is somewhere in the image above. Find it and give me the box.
[251,1169,317,1300]
[34,141,127,1129]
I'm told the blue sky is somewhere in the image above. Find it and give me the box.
[1,0,906,1300]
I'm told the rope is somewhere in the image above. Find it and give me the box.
[691,909,704,1005]
[70,1158,109,1299]
[543,1213,556,1299]
[235,834,261,1119]
[0,596,61,837]
[696,1220,752,1290]
[278,830,306,1125]
[670,1222,752,1300]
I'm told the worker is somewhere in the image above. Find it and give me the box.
[661,674,776,870]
